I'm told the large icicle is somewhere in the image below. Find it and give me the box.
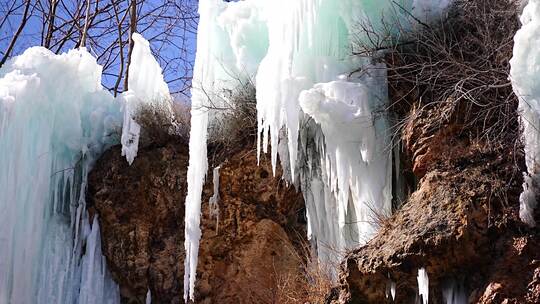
[0,47,121,303]
[298,75,392,262]
[510,0,540,227]
[121,33,173,165]
[254,0,417,267]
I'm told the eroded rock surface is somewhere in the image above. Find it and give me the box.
[88,141,306,303]
[330,101,540,304]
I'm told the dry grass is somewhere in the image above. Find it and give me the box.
[273,238,334,304]
[134,98,190,146]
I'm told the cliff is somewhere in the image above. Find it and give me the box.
[87,141,306,303]
[329,100,540,304]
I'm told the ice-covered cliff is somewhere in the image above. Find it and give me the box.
[510,0,540,227]
[0,33,170,303]
[185,0,451,301]
[0,46,121,303]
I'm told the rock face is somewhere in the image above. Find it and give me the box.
[330,100,540,304]
[87,141,306,303]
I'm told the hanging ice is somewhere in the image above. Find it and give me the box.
[146,289,152,304]
[186,0,452,300]
[298,75,392,261]
[386,278,396,301]
[0,47,121,303]
[184,0,270,300]
[417,268,429,304]
[121,33,173,165]
[510,0,540,227]
[209,166,221,233]
[442,279,467,304]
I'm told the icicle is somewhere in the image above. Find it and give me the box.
[391,281,396,301]
[209,166,221,234]
[146,289,152,304]
[0,46,121,303]
[386,277,396,301]
[417,268,429,304]
[442,279,467,304]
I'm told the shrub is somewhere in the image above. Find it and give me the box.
[273,239,334,304]
[134,98,190,146]
[205,80,258,166]
[354,0,521,144]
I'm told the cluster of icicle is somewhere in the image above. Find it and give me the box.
[185,0,451,301]
[510,0,540,227]
[0,32,169,303]
[0,46,121,303]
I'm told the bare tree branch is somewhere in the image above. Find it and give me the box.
[0,0,31,68]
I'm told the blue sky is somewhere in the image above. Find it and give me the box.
[0,0,199,97]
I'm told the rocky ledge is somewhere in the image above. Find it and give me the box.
[329,101,540,304]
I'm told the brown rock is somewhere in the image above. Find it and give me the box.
[329,98,540,304]
[87,141,306,303]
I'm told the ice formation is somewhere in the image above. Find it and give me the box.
[209,166,221,233]
[417,268,429,304]
[386,278,397,301]
[510,0,540,227]
[0,47,121,303]
[186,0,452,300]
[146,289,152,304]
[121,33,173,165]
[442,280,467,304]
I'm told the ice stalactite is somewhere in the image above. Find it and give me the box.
[0,47,121,303]
[298,73,392,263]
[209,166,221,233]
[146,289,152,304]
[386,278,397,301]
[417,268,429,304]
[510,0,540,227]
[121,33,173,165]
[442,279,467,304]
[186,0,452,300]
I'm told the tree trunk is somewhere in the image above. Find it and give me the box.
[124,0,137,91]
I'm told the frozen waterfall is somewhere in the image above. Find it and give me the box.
[510,0,540,227]
[185,0,451,301]
[0,46,121,303]
[0,32,168,303]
